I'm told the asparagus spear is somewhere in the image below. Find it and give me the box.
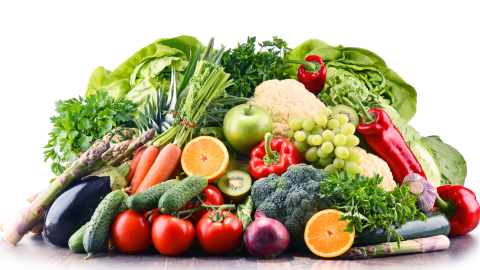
[340,235,450,259]
[1,129,155,246]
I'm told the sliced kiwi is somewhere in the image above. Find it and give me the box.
[217,170,252,204]
[331,105,360,127]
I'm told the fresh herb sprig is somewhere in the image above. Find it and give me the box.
[318,172,426,247]
[44,90,136,175]
[220,36,292,98]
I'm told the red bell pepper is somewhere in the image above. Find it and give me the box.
[284,55,327,96]
[433,185,480,235]
[249,132,306,180]
[355,101,426,185]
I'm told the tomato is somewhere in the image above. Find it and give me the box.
[179,185,224,226]
[196,210,243,254]
[144,208,160,224]
[151,215,195,256]
[111,210,152,254]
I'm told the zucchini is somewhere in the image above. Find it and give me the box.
[158,174,208,214]
[127,179,180,212]
[83,190,128,259]
[353,211,450,247]
[68,223,88,253]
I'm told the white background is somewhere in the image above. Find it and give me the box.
[0,0,479,268]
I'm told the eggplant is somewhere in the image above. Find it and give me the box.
[43,166,128,247]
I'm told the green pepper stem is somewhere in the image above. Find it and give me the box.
[435,195,449,210]
[265,132,274,159]
[349,93,376,124]
[435,195,457,219]
[283,59,320,73]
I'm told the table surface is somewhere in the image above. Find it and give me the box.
[1,232,478,270]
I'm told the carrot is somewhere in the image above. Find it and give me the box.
[168,162,184,180]
[126,146,147,184]
[130,145,160,194]
[134,143,182,194]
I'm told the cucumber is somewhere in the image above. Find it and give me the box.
[68,198,128,254]
[158,174,208,214]
[127,179,180,212]
[353,211,450,247]
[68,223,88,253]
[83,190,128,259]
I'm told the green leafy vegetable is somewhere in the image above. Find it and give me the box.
[407,139,441,187]
[287,39,417,122]
[43,90,136,175]
[85,36,202,109]
[235,196,254,231]
[423,136,467,186]
[220,36,292,98]
[318,172,426,247]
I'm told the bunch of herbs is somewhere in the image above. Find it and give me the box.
[220,36,292,98]
[318,172,426,247]
[44,90,136,175]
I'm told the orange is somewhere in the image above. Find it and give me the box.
[181,136,229,182]
[304,209,355,258]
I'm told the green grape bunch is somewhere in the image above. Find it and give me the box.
[287,107,363,176]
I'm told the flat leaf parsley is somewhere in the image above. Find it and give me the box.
[318,172,426,247]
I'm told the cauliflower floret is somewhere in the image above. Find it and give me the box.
[249,79,325,138]
[354,147,397,191]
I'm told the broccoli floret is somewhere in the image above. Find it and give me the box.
[251,164,337,250]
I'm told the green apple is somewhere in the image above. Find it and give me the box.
[223,104,273,155]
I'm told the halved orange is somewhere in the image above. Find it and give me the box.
[181,136,229,182]
[304,209,355,258]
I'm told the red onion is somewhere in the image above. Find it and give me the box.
[244,210,289,259]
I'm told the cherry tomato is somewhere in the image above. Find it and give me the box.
[111,210,152,254]
[144,208,160,224]
[196,210,243,254]
[179,185,224,226]
[151,215,195,256]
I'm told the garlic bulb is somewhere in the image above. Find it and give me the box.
[402,173,437,212]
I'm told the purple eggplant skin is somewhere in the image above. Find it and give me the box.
[43,176,112,247]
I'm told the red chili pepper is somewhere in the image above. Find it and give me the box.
[434,185,480,235]
[353,94,426,185]
[284,55,327,96]
[249,132,306,180]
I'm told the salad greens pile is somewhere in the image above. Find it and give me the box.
[44,90,136,175]
[85,36,202,109]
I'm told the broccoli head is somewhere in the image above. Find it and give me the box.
[251,164,337,250]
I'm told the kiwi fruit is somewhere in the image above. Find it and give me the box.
[331,105,360,127]
[217,170,252,204]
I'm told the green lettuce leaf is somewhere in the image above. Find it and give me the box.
[85,36,202,109]
[407,139,441,187]
[423,136,467,186]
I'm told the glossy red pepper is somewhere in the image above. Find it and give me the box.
[433,185,480,235]
[284,55,327,96]
[355,100,426,185]
[249,132,306,180]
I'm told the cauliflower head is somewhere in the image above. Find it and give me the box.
[355,147,397,191]
[249,79,326,138]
